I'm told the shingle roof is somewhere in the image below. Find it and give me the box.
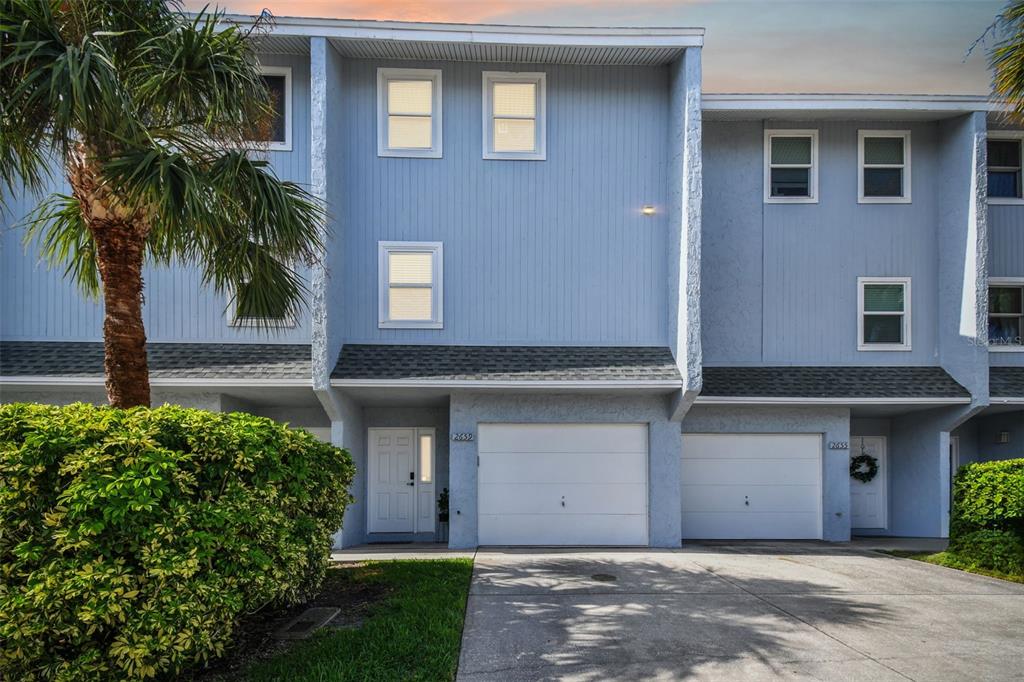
[701,366,970,399]
[0,341,311,381]
[990,367,1024,399]
[331,345,682,382]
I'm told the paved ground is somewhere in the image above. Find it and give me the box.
[457,543,1024,681]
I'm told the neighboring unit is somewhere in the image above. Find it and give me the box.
[1,18,1020,548]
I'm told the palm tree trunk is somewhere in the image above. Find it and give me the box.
[92,220,151,408]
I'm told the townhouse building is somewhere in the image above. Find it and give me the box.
[1,17,1021,548]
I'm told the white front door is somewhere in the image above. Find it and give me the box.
[368,427,436,534]
[478,423,649,546]
[681,433,823,540]
[850,436,887,529]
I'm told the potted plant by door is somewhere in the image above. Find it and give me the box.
[438,488,449,523]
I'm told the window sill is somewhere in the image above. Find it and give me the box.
[857,344,912,352]
[378,148,442,159]
[989,345,1024,352]
[483,151,546,161]
[764,196,818,204]
[379,321,444,330]
[858,196,912,204]
[987,198,1024,206]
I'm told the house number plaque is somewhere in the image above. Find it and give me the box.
[451,433,475,442]
[828,441,849,450]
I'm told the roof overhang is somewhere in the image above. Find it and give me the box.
[222,14,703,64]
[703,94,1000,121]
[694,396,972,406]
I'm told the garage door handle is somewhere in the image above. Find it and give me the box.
[561,496,565,507]
[745,495,749,506]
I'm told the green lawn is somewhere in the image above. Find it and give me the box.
[886,550,1024,584]
[243,559,474,682]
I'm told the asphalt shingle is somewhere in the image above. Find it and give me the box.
[990,367,1024,399]
[331,344,682,382]
[0,341,311,380]
[701,366,970,399]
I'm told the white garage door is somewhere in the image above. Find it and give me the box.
[478,423,648,545]
[681,433,822,540]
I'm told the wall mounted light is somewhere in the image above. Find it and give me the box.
[997,431,1010,444]
[641,205,656,216]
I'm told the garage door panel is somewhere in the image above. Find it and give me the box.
[478,423,648,546]
[681,459,820,486]
[480,482,648,515]
[479,513,646,546]
[683,433,820,460]
[681,434,822,540]
[480,451,647,484]
[681,512,821,540]
[681,484,820,513]
[480,423,647,453]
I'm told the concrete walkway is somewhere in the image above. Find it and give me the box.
[457,542,1024,681]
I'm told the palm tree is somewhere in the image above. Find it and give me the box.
[0,0,323,408]
[992,1,1024,120]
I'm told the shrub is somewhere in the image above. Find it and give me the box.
[0,402,354,681]
[950,458,1024,574]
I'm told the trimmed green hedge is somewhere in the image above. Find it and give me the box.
[0,403,354,681]
[950,458,1024,574]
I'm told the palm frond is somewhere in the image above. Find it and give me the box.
[23,193,100,297]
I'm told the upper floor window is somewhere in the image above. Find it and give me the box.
[858,277,911,351]
[247,66,291,151]
[378,242,443,329]
[989,279,1023,350]
[482,71,546,160]
[764,130,818,203]
[858,131,911,203]
[988,134,1024,203]
[377,68,442,158]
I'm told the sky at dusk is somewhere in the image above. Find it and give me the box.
[184,0,1006,95]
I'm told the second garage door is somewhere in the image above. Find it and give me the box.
[681,433,822,539]
[478,423,648,546]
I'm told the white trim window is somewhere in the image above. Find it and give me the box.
[858,130,911,203]
[764,130,818,203]
[987,133,1024,204]
[377,68,442,158]
[378,242,443,329]
[989,278,1024,350]
[482,71,546,160]
[858,277,911,351]
[248,66,292,151]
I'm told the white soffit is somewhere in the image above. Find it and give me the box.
[224,14,702,65]
[703,93,999,121]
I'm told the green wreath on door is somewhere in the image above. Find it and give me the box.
[850,453,879,483]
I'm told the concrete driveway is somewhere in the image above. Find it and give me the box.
[457,543,1024,681]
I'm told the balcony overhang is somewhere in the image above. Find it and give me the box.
[703,93,999,121]
[222,14,703,64]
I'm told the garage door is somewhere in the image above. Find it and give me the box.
[681,433,822,539]
[478,423,648,545]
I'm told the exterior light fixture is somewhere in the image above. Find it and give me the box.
[997,431,1010,444]
[641,205,656,216]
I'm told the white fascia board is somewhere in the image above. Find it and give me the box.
[703,93,998,113]
[694,396,972,405]
[990,396,1024,405]
[331,378,684,389]
[220,14,704,47]
[1,376,312,388]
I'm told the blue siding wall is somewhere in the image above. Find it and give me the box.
[336,60,670,346]
[0,53,313,343]
[702,119,944,365]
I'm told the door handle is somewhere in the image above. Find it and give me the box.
[744,495,750,506]
[407,482,415,486]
